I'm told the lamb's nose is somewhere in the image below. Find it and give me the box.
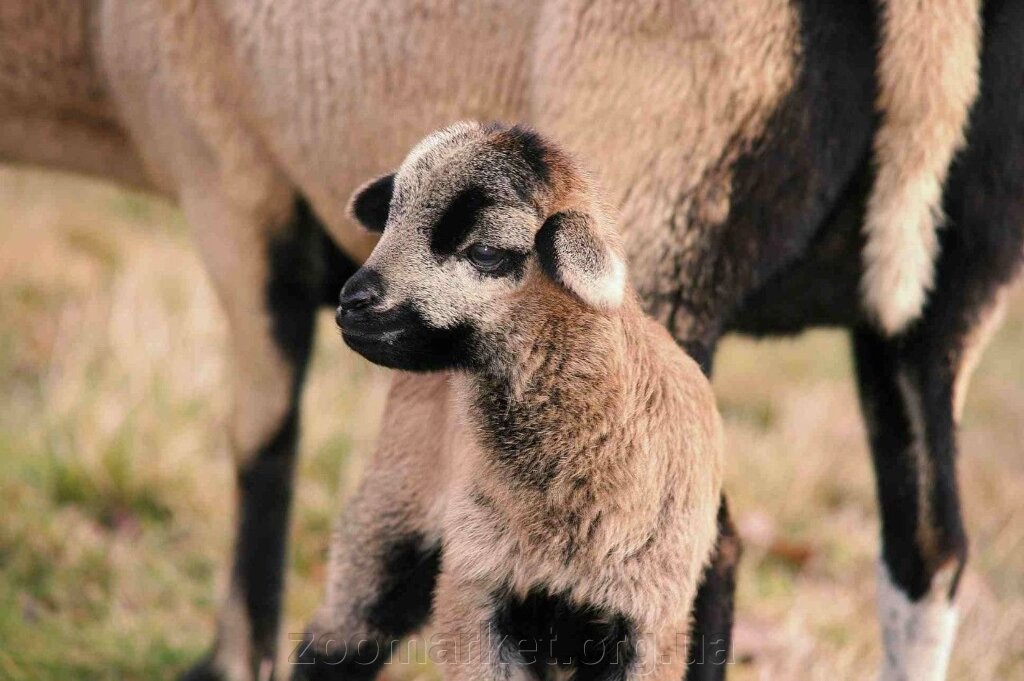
[339,287,376,312]
[336,268,383,326]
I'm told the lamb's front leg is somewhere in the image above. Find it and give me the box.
[431,571,535,681]
[291,373,451,680]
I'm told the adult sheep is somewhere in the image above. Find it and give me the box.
[2,2,1021,681]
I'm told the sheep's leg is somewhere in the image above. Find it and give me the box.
[682,334,740,681]
[180,192,355,681]
[292,373,451,681]
[855,6,1024,676]
[853,328,963,681]
[684,497,741,680]
[852,288,1006,681]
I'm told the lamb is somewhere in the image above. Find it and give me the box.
[295,122,723,681]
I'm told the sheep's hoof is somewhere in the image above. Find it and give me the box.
[177,654,228,681]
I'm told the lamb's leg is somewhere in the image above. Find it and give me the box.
[292,373,451,681]
[431,571,536,681]
[180,191,355,681]
[625,623,692,681]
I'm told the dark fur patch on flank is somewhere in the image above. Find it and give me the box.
[341,300,477,372]
[430,185,494,256]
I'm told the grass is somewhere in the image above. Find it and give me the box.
[0,168,1021,680]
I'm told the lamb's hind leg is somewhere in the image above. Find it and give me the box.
[292,373,451,681]
[180,191,356,681]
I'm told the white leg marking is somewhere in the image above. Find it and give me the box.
[877,561,958,681]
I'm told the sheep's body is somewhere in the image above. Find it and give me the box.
[3,3,1022,681]
[309,123,722,681]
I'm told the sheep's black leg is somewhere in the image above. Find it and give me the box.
[852,327,970,680]
[181,197,357,681]
[681,336,739,681]
[853,4,1024,673]
[850,242,1016,679]
[684,497,741,681]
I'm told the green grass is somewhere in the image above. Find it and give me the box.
[0,168,1021,680]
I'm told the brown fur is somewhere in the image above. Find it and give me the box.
[311,126,723,681]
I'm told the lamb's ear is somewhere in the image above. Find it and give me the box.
[347,173,395,232]
[535,210,626,310]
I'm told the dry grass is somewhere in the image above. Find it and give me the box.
[0,168,1020,680]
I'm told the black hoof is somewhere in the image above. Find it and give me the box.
[178,654,227,681]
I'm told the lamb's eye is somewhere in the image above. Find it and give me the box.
[466,244,508,273]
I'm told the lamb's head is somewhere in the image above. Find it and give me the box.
[337,121,627,372]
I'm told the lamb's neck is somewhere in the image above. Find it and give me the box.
[466,306,646,478]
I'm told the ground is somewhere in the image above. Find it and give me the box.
[0,168,1021,681]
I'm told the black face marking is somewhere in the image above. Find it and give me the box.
[481,122,553,202]
[491,587,637,681]
[337,267,385,319]
[505,125,551,186]
[340,300,476,372]
[430,185,494,256]
[350,173,395,233]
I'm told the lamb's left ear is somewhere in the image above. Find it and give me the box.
[347,173,395,233]
[535,210,626,310]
